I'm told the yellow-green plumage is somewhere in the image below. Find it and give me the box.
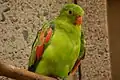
[28,4,85,78]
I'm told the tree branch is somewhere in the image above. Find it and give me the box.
[0,62,57,80]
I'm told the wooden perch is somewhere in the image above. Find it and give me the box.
[0,62,57,80]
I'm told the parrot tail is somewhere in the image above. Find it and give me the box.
[28,60,40,72]
[78,65,81,80]
[28,65,36,72]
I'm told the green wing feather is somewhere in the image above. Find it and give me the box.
[79,29,85,59]
[78,28,85,80]
[28,21,55,68]
[28,31,40,67]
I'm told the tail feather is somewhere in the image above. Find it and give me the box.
[78,65,81,80]
[28,65,36,72]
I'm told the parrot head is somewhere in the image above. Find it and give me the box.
[59,4,84,25]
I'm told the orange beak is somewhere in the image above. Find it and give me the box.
[75,16,82,25]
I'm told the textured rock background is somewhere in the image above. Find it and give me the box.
[0,0,111,80]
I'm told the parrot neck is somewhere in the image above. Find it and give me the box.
[56,15,81,32]
[57,15,75,25]
[55,16,81,40]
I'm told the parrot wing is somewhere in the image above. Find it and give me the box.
[69,29,86,76]
[28,21,55,72]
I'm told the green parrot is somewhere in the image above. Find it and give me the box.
[28,4,85,79]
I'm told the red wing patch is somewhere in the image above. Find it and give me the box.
[40,31,44,44]
[45,28,53,43]
[36,27,53,61]
[36,45,44,61]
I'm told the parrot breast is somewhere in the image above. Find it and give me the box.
[35,26,80,78]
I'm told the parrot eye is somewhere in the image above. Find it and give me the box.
[68,10,72,14]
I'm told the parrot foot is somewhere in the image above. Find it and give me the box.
[63,78,67,80]
[49,76,66,80]
[56,77,67,80]
[48,75,60,80]
[54,77,63,80]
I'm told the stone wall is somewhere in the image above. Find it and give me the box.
[0,0,111,80]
